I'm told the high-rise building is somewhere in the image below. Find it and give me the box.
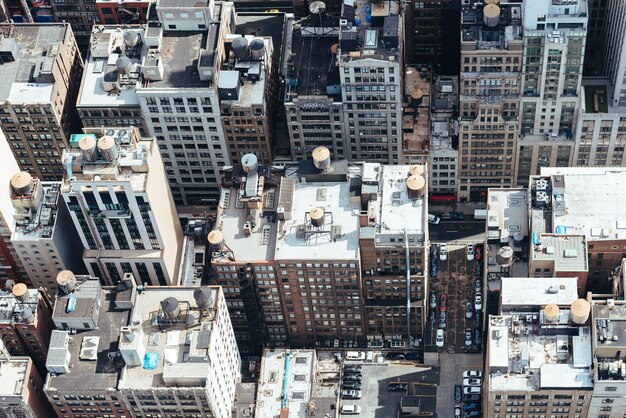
[530,167,626,294]
[485,277,593,417]
[404,0,460,74]
[49,0,101,51]
[338,0,404,163]
[44,273,241,418]
[402,66,431,165]
[0,23,83,181]
[0,356,53,418]
[96,0,152,25]
[458,1,523,202]
[519,0,587,139]
[0,285,54,377]
[599,0,626,108]
[210,149,429,353]
[583,0,610,77]
[0,133,26,287]
[116,286,241,418]
[283,11,347,161]
[515,136,574,187]
[60,127,183,286]
[9,172,86,302]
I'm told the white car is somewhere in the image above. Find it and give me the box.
[463,370,483,379]
[436,329,445,347]
[463,386,481,395]
[454,406,461,418]
[466,244,474,261]
[439,244,448,261]
[475,293,483,311]
[428,214,441,225]
[463,378,482,387]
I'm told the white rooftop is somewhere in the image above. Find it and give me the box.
[275,181,360,261]
[541,167,626,241]
[379,165,426,234]
[7,83,54,104]
[500,277,579,308]
[487,188,529,239]
[539,364,593,389]
[0,358,28,397]
[256,350,315,418]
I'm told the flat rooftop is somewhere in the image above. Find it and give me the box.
[540,167,626,241]
[580,78,626,114]
[593,302,626,349]
[531,234,588,272]
[11,182,62,241]
[378,165,426,235]
[275,179,360,261]
[0,24,69,104]
[0,357,29,397]
[500,277,579,308]
[487,188,529,241]
[118,286,222,389]
[46,288,131,392]
[236,13,286,71]
[488,315,593,391]
[256,349,315,418]
[0,288,42,324]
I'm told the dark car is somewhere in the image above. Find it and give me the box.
[342,381,362,390]
[386,352,406,361]
[474,329,482,346]
[439,293,448,312]
[430,258,438,277]
[464,411,480,418]
[463,403,480,411]
[387,383,407,392]
[475,262,482,278]
[343,374,362,383]
[475,244,483,260]
[454,384,462,403]
[430,290,437,309]
[405,352,422,361]
[430,309,436,322]
[450,211,465,220]
[463,394,481,403]
[465,328,472,346]
[344,365,362,373]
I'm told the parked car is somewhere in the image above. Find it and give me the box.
[463,394,481,403]
[430,309,436,323]
[464,386,481,395]
[475,244,482,260]
[343,374,362,383]
[465,329,472,346]
[454,384,462,403]
[341,390,362,399]
[430,290,437,309]
[464,411,480,418]
[475,279,482,294]
[466,302,473,319]
[474,293,483,311]
[439,293,448,312]
[450,211,465,220]
[463,378,482,387]
[455,406,462,418]
[439,311,447,329]
[344,365,362,373]
[439,243,448,261]
[463,403,480,411]
[342,381,362,390]
[386,383,407,392]
[405,352,423,361]
[466,244,474,261]
[436,329,445,347]
[428,214,441,224]
[463,370,483,379]
[430,257,438,277]
[340,404,362,415]
[386,352,406,361]
[475,262,482,278]
[475,329,482,346]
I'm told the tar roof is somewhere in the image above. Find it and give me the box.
[287,30,340,97]
[0,24,68,103]
[46,289,131,391]
[236,13,285,69]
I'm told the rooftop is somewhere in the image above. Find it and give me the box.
[487,188,529,242]
[11,182,62,241]
[530,234,588,272]
[580,78,626,115]
[537,168,626,241]
[488,314,593,391]
[61,127,150,193]
[0,357,30,397]
[403,68,431,156]
[118,286,222,389]
[0,288,43,325]
[46,286,131,392]
[275,176,360,261]
[461,1,523,49]
[593,302,626,349]
[180,218,209,287]
[0,24,69,104]
[500,277,579,308]
[377,164,426,235]
[255,349,316,418]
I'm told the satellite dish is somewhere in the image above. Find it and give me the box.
[309,0,326,14]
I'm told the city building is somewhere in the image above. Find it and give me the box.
[44,274,132,417]
[572,79,626,167]
[60,127,183,286]
[588,297,626,418]
[359,162,428,344]
[0,23,84,181]
[0,356,53,418]
[9,172,85,301]
[520,0,587,139]
[516,136,574,188]
[583,0,609,77]
[458,0,523,201]
[283,10,347,161]
[530,167,626,293]
[0,284,53,377]
[338,0,404,163]
[598,0,626,108]
[179,217,210,287]
[49,0,101,51]
[404,0,460,74]
[0,134,26,287]
[485,277,593,417]
[402,66,431,165]
[116,286,241,418]
[96,0,152,25]
[211,149,429,353]
[429,76,459,199]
